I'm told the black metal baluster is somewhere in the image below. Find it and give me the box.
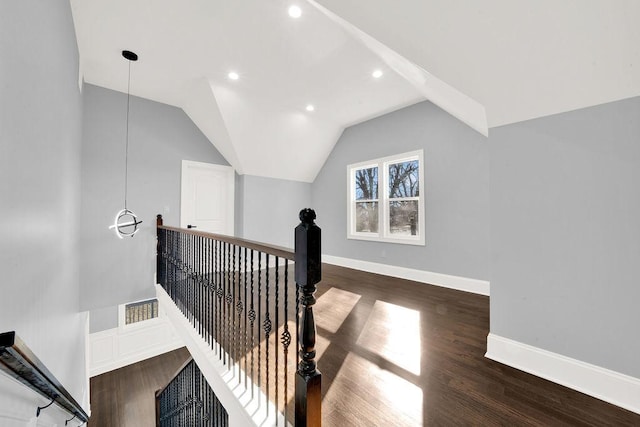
[175,230,179,304]
[200,235,205,340]
[243,246,248,389]
[196,235,200,330]
[275,256,280,425]
[205,371,209,426]
[199,235,203,338]
[221,242,226,365]
[174,230,178,301]
[174,231,179,313]
[196,362,201,425]
[214,240,219,357]
[214,239,219,355]
[207,237,212,348]
[265,253,271,419]
[199,235,203,339]
[237,245,244,384]
[249,249,256,400]
[191,363,195,425]
[192,235,196,330]
[187,234,191,323]
[166,229,169,298]
[257,252,262,405]
[214,240,218,350]
[232,243,237,374]
[179,232,184,315]
[283,261,291,426]
[224,243,231,369]
[217,240,222,360]
[157,227,163,285]
[185,234,189,321]
[184,232,188,316]
[183,232,187,316]
[195,235,199,335]
[169,230,174,300]
[191,234,195,326]
[203,237,208,346]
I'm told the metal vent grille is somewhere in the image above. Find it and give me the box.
[125,299,158,325]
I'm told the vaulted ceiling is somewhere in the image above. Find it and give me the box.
[70,0,640,182]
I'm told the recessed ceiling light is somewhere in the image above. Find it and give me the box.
[288,5,302,18]
[306,104,315,112]
[228,71,239,80]
[372,69,383,79]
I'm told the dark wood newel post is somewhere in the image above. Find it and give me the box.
[295,208,322,427]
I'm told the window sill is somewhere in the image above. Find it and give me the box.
[347,234,425,246]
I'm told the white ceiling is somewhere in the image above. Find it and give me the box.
[70,0,640,182]
[314,0,640,128]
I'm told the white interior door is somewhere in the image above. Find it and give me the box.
[181,160,235,235]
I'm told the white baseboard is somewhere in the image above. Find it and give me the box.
[486,333,640,415]
[322,254,490,296]
[89,315,183,377]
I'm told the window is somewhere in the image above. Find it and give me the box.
[348,150,424,245]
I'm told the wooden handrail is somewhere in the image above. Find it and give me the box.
[0,331,89,422]
[155,355,193,400]
[157,218,295,261]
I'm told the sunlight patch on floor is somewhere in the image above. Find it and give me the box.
[315,287,362,333]
[357,300,421,375]
[323,352,423,426]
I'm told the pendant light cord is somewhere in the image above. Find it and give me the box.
[124,59,131,210]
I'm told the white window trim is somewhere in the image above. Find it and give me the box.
[347,149,425,246]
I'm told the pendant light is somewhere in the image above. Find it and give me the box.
[109,50,143,238]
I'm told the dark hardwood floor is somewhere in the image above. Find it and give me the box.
[89,347,190,427]
[89,264,640,426]
[316,264,640,426]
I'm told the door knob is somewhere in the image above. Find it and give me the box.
[187,224,197,229]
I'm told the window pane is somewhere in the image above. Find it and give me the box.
[355,167,378,200]
[388,160,419,198]
[389,201,419,236]
[356,202,379,233]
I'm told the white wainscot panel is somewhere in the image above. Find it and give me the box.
[89,316,183,377]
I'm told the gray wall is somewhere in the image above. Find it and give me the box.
[235,173,245,238]
[81,84,228,329]
[312,101,490,280]
[89,305,118,334]
[490,96,640,378]
[0,0,87,407]
[239,175,312,249]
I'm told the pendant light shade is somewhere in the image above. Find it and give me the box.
[110,50,142,238]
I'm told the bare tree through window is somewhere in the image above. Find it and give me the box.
[355,167,378,232]
[388,160,419,236]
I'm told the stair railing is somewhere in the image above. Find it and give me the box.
[156,209,321,426]
[155,356,228,426]
[0,331,89,423]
